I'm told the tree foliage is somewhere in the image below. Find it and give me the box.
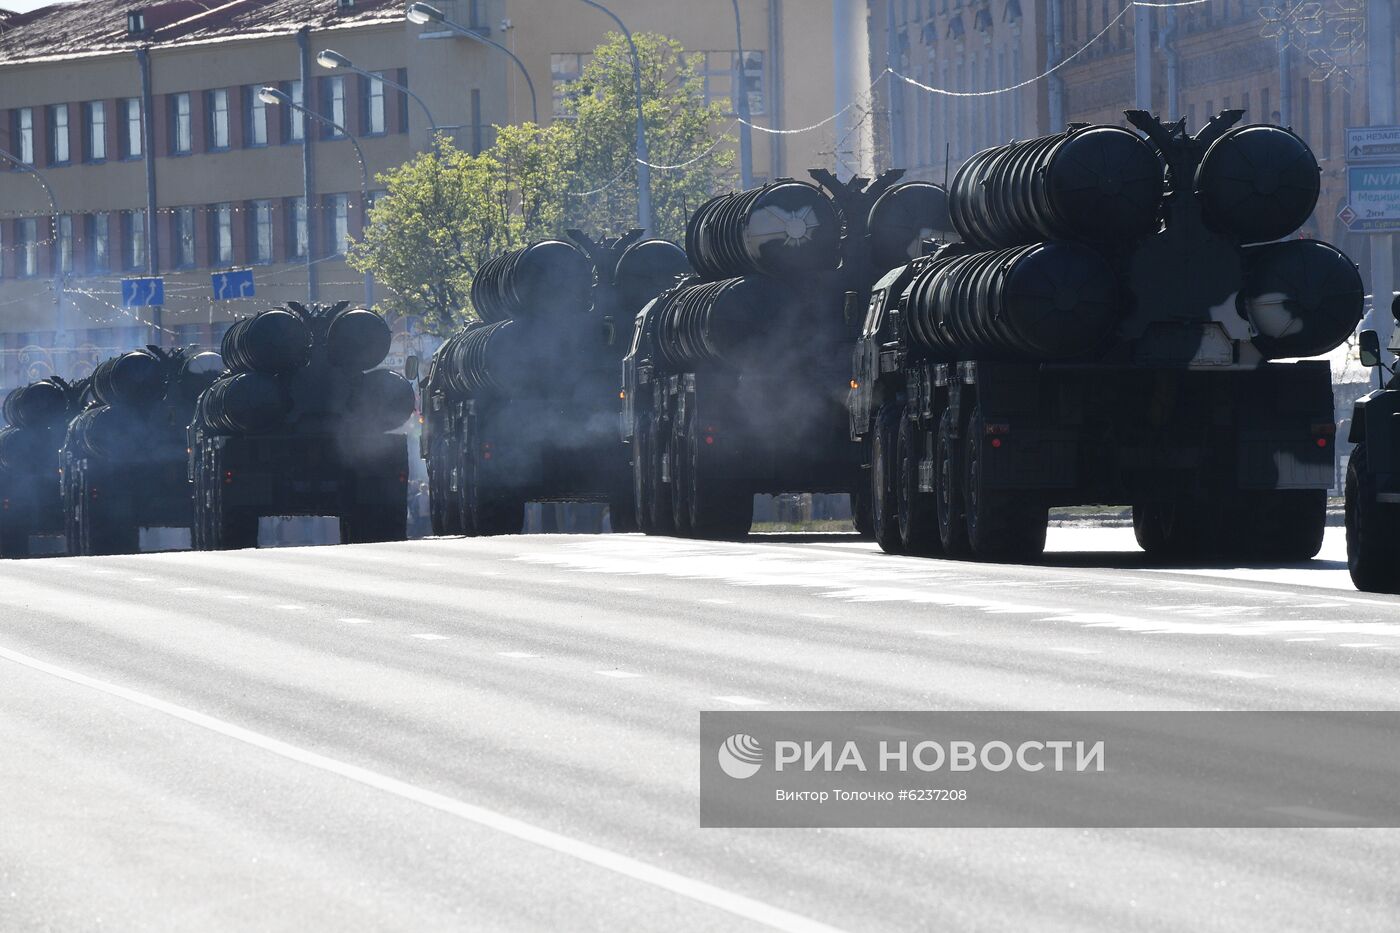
[349,31,733,334]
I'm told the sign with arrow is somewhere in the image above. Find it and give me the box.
[121,276,164,307]
[1346,126,1400,163]
[211,269,255,300]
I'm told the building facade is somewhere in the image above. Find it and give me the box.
[0,0,840,395]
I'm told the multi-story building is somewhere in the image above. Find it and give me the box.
[867,0,1046,181]
[0,0,840,394]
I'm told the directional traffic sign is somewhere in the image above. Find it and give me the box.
[211,269,256,300]
[121,276,164,307]
[1344,164,1400,233]
[1346,126,1400,163]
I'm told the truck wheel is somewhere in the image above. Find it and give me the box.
[850,481,874,538]
[963,407,1046,561]
[1237,490,1325,561]
[1133,497,1205,561]
[650,420,675,535]
[687,428,751,539]
[82,488,140,556]
[934,407,971,558]
[1347,445,1400,592]
[897,415,941,555]
[632,415,654,534]
[476,496,524,536]
[870,404,903,554]
[214,508,259,551]
[670,428,694,537]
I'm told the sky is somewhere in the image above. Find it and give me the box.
[2,0,70,12]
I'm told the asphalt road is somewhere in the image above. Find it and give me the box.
[1,527,1398,931]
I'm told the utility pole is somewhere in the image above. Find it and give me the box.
[1133,3,1152,112]
[1048,0,1064,131]
[1363,0,1396,362]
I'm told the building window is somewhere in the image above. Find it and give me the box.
[171,92,192,154]
[288,197,309,258]
[365,73,386,135]
[284,80,305,142]
[48,103,70,164]
[18,219,38,278]
[246,87,268,146]
[57,215,73,274]
[250,200,274,263]
[121,98,143,159]
[325,76,346,136]
[551,53,588,117]
[122,210,146,271]
[208,89,230,149]
[211,203,233,265]
[14,107,35,164]
[174,207,196,268]
[84,101,107,162]
[88,213,110,273]
[328,194,350,255]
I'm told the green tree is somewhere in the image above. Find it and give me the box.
[561,32,734,241]
[351,33,733,332]
[349,127,573,334]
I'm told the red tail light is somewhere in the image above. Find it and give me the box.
[223,470,234,485]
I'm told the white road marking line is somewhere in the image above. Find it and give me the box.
[410,633,448,641]
[915,629,957,637]
[1049,647,1102,655]
[130,577,156,583]
[89,569,117,575]
[337,618,375,625]
[1211,669,1273,680]
[799,613,833,619]
[713,695,767,706]
[1286,637,1324,642]
[595,670,642,679]
[220,594,249,600]
[498,651,540,659]
[273,605,306,612]
[615,587,644,593]
[174,586,201,593]
[1340,643,1386,648]
[0,645,840,933]
[700,599,732,605]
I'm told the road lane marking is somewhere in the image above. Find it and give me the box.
[175,587,200,593]
[700,599,732,605]
[595,670,642,678]
[799,613,833,619]
[1340,643,1386,648]
[915,630,957,637]
[1210,669,1273,680]
[410,633,448,641]
[713,695,767,706]
[1049,647,1102,655]
[498,651,540,659]
[0,645,842,933]
[274,605,307,612]
[1286,637,1324,642]
[337,618,375,625]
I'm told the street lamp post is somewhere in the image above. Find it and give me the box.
[729,0,754,189]
[317,49,439,134]
[0,146,66,359]
[574,0,652,233]
[405,3,539,125]
[258,86,374,307]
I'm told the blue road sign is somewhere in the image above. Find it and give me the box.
[121,276,165,307]
[211,269,256,300]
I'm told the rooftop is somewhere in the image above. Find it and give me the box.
[0,0,401,66]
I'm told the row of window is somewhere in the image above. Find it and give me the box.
[0,195,367,279]
[6,72,407,168]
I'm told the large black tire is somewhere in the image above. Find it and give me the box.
[669,427,693,537]
[1347,445,1400,592]
[870,404,903,554]
[687,427,751,539]
[632,415,655,534]
[963,407,1046,562]
[1133,496,1208,561]
[934,407,971,558]
[897,414,941,556]
[1232,489,1326,561]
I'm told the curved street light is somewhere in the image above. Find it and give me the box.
[0,145,66,348]
[405,2,538,125]
[258,86,374,306]
[574,0,652,233]
[316,48,439,134]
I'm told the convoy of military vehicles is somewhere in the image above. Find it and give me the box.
[1,111,1393,593]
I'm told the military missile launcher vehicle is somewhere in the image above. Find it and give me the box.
[623,170,953,538]
[0,376,86,557]
[60,346,223,555]
[852,111,1363,562]
[422,231,690,535]
[1344,294,1400,592]
[188,302,416,549]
